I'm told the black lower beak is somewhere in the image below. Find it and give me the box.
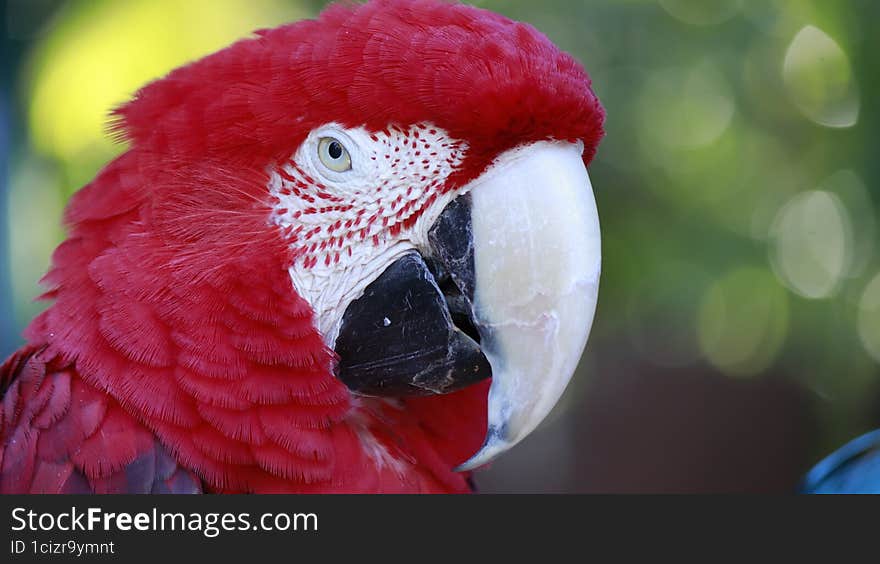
[334,195,491,396]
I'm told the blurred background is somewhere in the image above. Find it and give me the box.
[2,0,879,492]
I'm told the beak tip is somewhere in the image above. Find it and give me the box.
[454,426,510,472]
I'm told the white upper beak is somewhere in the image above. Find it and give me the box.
[456,141,601,471]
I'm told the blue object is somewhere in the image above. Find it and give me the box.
[802,429,880,494]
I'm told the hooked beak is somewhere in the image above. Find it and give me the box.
[454,141,601,470]
[334,141,600,471]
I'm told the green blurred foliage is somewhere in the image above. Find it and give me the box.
[4,0,880,461]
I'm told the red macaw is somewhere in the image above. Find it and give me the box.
[0,0,604,493]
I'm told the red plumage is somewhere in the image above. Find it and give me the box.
[1,0,603,493]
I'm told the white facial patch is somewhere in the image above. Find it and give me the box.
[268,123,468,346]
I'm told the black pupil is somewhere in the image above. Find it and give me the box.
[328,141,343,160]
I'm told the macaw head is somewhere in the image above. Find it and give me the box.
[32,0,604,489]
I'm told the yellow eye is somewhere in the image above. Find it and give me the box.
[317,137,352,172]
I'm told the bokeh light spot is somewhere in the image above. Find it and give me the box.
[698,267,788,377]
[769,190,851,299]
[783,25,859,128]
[858,274,880,364]
[818,170,875,280]
[638,61,735,151]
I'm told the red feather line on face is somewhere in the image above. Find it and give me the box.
[271,122,465,271]
[15,0,603,493]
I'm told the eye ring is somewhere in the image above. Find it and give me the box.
[317,137,352,172]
